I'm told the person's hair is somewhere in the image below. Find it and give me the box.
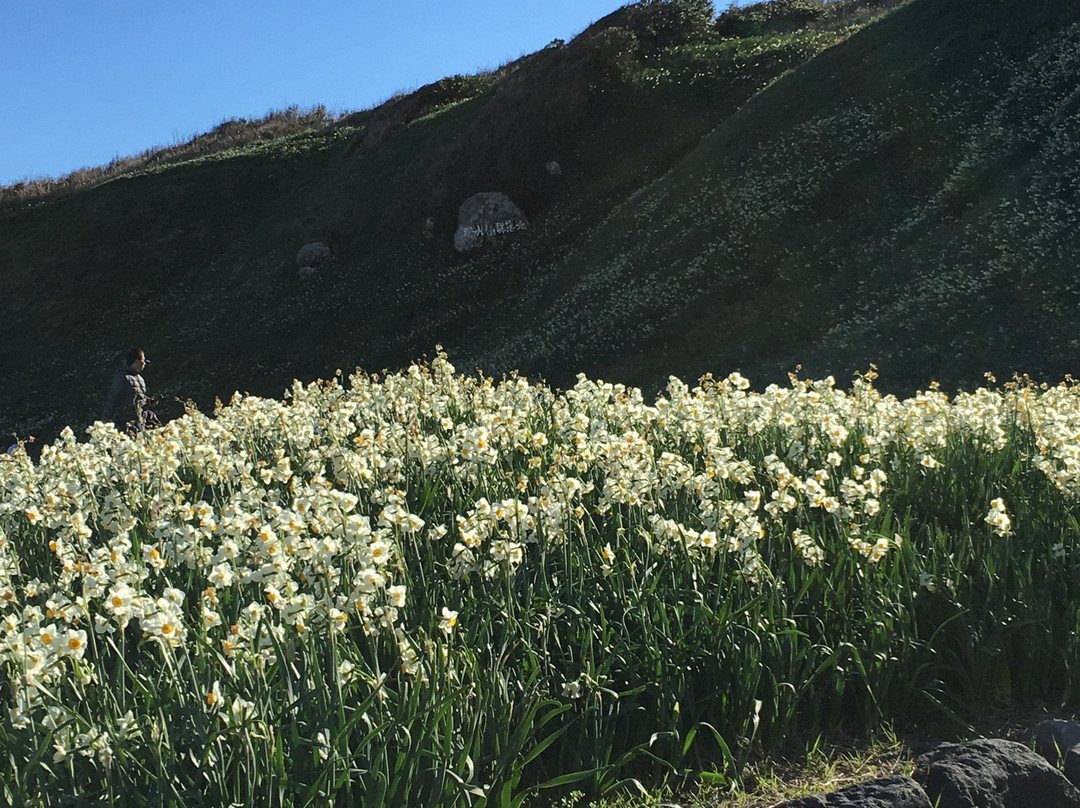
[126,347,144,365]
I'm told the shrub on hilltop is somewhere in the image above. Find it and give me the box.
[585,0,719,53]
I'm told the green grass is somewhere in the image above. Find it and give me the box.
[583,724,915,808]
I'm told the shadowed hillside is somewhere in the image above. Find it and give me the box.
[2,0,1076,446]
[539,0,1080,393]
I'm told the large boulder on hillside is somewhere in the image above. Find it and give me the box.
[296,242,332,268]
[914,738,1080,808]
[453,192,529,253]
[777,775,931,808]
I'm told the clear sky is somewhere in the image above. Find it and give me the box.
[1,0,687,187]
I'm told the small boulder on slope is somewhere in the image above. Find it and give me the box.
[777,775,931,808]
[296,242,332,268]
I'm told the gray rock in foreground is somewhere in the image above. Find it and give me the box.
[1065,746,1080,790]
[1030,720,1080,769]
[778,775,931,808]
[914,738,1080,808]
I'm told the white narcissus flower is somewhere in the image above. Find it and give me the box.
[387,585,407,608]
[438,607,458,635]
[985,497,1012,536]
[206,681,224,711]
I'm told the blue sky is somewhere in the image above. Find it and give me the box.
[3,0,722,187]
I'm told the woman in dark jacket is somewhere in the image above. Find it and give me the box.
[102,348,155,432]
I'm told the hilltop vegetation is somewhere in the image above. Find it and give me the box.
[1,0,1077,448]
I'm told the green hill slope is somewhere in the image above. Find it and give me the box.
[458,0,1080,393]
[2,0,1077,446]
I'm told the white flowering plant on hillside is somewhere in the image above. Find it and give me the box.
[0,354,1078,806]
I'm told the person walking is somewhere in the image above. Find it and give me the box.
[102,348,157,433]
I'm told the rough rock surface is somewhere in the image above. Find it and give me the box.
[772,725,1080,808]
[545,160,563,177]
[778,775,931,808]
[296,242,332,268]
[914,738,1080,808]
[453,192,529,253]
[1065,746,1080,790]
[1030,720,1080,769]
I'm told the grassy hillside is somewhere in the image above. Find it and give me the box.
[2,0,1076,447]
[556,0,1080,393]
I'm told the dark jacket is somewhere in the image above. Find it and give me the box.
[102,366,148,429]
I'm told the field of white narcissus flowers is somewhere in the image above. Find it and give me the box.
[2,354,1079,806]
